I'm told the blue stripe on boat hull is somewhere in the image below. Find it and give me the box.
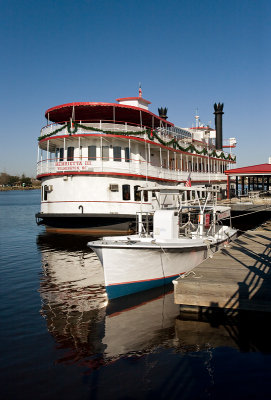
[106,275,180,299]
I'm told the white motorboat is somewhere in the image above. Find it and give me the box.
[87,186,237,299]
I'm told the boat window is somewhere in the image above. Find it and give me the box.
[55,148,59,160]
[88,145,96,160]
[143,191,148,202]
[134,185,141,201]
[67,147,74,161]
[59,148,64,161]
[113,146,121,162]
[43,185,47,201]
[102,146,109,161]
[125,147,130,162]
[122,185,130,201]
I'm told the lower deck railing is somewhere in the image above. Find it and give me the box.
[37,158,226,182]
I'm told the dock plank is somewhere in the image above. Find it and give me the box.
[174,222,271,312]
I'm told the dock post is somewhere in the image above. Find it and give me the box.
[227,175,230,199]
[235,176,238,196]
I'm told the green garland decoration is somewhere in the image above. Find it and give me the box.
[37,124,67,141]
[146,129,235,161]
[38,122,236,161]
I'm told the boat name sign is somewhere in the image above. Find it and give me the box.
[55,161,92,171]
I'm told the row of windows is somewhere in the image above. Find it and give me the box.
[55,146,130,162]
[53,146,226,173]
[42,184,150,202]
[123,185,150,201]
[164,159,226,174]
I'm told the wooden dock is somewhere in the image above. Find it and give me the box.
[173,221,271,312]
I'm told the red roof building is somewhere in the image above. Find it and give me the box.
[225,164,271,176]
[225,163,271,198]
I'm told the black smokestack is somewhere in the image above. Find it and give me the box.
[213,103,224,150]
[158,107,168,120]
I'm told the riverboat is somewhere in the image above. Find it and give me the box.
[36,89,236,234]
[87,186,237,299]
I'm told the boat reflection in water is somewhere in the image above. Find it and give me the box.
[37,232,180,365]
[37,232,271,372]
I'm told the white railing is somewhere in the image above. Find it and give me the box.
[40,121,146,137]
[37,158,226,182]
[40,123,64,137]
[39,122,234,161]
[40,121,191,139]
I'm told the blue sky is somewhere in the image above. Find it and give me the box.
[1,0,270,176]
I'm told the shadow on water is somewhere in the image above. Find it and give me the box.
[36,231,100,252]
[176,308,271,353]
[230,209,271,231]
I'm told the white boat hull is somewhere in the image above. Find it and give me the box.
[100,246,205,299]
[89,228,237,299]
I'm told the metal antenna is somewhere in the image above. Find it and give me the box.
[195,108,199,128]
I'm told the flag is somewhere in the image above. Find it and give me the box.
[185,173,192,187]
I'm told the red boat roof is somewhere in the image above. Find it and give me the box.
[45,102,173,128]
[225,163,271,175]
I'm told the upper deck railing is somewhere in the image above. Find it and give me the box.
[40,120,147,138]
[40,120,194,142]
[39,120,235,162]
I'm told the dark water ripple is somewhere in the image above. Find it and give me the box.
[1,190,271,400]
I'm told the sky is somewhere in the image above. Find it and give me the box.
[1,0,270,177]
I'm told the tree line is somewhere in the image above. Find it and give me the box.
[0,172,40,187]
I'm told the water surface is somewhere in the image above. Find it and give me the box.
[1,190,271,399]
